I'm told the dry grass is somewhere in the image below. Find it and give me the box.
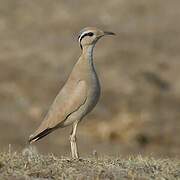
[0,148,179,180]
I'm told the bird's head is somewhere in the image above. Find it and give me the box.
[78,27,115,49]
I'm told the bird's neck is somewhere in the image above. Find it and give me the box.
[81,44,95,66]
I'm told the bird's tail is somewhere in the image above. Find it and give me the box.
[28,128,53,144]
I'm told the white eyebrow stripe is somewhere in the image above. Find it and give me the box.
[78,31,92,42]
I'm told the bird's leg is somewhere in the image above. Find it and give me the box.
[69,122,79,159]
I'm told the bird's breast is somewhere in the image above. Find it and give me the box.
[85,70,101,114]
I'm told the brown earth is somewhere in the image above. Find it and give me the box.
[0,0,180,158]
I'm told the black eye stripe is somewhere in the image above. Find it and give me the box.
[79,32,94,42]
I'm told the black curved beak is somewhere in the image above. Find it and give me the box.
[104,31,116,36]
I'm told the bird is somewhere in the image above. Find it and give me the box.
[29,27,115,159]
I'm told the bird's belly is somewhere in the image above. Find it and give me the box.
[62,106,86,126]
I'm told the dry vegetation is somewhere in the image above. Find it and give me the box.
[0,148,179,180]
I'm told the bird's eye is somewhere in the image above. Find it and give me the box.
[87,32,94,36]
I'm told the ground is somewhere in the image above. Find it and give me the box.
[0,148,180,180]
[0,0,180,158]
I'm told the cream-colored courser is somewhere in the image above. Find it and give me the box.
[29,27,115,159]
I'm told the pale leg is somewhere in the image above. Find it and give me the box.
[69,122,79,159]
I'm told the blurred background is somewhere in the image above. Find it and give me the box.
[0,0,180,157]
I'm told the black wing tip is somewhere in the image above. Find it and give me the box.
[28,135,37,144]
[28,128,52,144]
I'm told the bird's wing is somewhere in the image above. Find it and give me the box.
[29,80,87,143]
